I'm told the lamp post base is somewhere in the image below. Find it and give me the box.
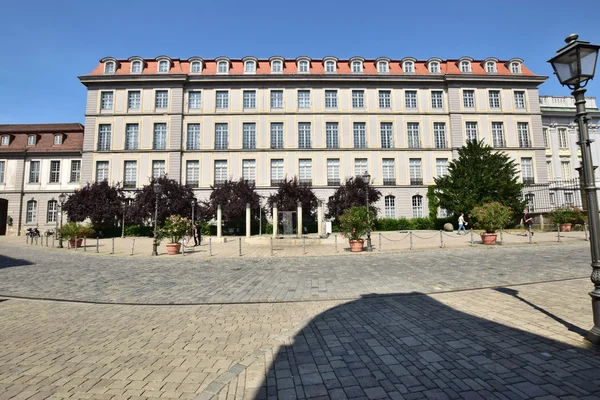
[587,289,600,345]
[366,233,372,252]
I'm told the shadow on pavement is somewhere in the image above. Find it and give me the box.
[254,292,600,399]
[0,255,34,269]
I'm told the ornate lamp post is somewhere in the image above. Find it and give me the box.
[58,193,66,248]
[362,171,372,251]
[549,34,600,344]
[152,186,161,256]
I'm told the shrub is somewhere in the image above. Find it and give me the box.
[548,206,585,225]
[264,222,273,235]
[59,222,95,239]
[471,202,512,233]
[410,218,435,230]
[157,215,192,243]
[433,217,454,230]
[124,225,154,237]
[339,206,374,240]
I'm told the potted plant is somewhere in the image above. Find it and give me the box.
[548,206,584,232]
[339,206,374,252]
[157,215,192,255]
[59,222,95,248]
[470,202,512,245]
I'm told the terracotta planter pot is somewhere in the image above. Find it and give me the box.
[69,238,83,248]
[560,223,572,232]
[480,233,498,245]
[349,239,364,252]
[166,243,182,255]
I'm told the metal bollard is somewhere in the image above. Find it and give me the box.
[528,230,532,244]
[238,237,242,256]
[499,228,503,245]
[470,229,474,246]
[111,237,115,254]
[439,230,444,248]
[335,234,338,253]
[84,237,87,251]
[378,233,381,252]
[585,222,589,241]
[302,237,306,255]
[35,236,38,245]
[96,237,99,253]
[182,239,185,256]
[131,239,135,256]
[270,237,274,256]
[46,236,48,247]
[557,224,560,242]
[52,236,55,247]
[209,238,212,256]
[74,237,78,251]
[409,231,413,250]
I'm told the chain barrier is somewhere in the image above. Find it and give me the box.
[379,233,410,242]
[411,232,439,240]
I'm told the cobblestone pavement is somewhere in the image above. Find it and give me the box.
[0,241,594,304]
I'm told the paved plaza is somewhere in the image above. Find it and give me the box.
[0,238,599,399]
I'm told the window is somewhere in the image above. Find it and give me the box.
[521,158,534,184]
[405,91,417,109]
[28,135,36,146]
[354,158,367,177]
[325,60,336,73]
[325,90,338,108]
[514,91,526,109]
[565,192,574,205]
[403,61,414,73]
[215,123,228,150]
[98,124,111,151]
[186,161,200,187]
[299,159,312,184]
[543,128,550,149]
[486,62,496,73]
[380,122,393,149]
[70,160,81,183]
[191,61,202,74]
[271,90,284,108]
[186,124,201,150]
[351,61,362,73]
[153,123,167,150]
[379,90,391,108]
[216,91,229,109]
[123,161,137,188]
[561,159,572,179]
[327,159,340,186]
[352,90,364,108]
[559,128,569,148]
[244,60,256,73]
[270,123,284,149]
[547,160,553,180]
[131,60,143,73]
[158,60,169,73]
[54,135,63,145]
[151,160,166,179]
[409,158,422,185]
[214,160,228,185]
[100,91,113,110]
[271,60,283,73]
[431,91,443,109]
[298,60,309,73]
[463,90,475,108]
[125,123,139,150]
[377,61,389,73]
[189,91,202,109]
[1,136,8,146]
[492,122,505,147]
[465,122,478,142]
[0,160,4,184]
[439,208,449,218]
[353,123,367,149]
[298,90,310,108]
[128,91,141,109]
[298,123,311,149]
[385,195,396,218]
[104,61,115,74]
[549,192,555,205]
[26,200,37,223]
[460,61,471,73]
[96,161,109,182]
[243,90,256,109]
[412,195,423,218]
[489,90,501,108]
[511,62,522,74]
[242,160,256,184]
[270,159,284,185]
[407,123,420,148]
[47,200,58,223]
[217,61,228,74]
[48,160,60,183]
[325,122,339,149]
[382,159,395,186]
[433,123,446,148]
[518,122,531,148]
[242,123,256,149]
[436,158,448,178]
[429,62,440,74]
[155,90,168,109]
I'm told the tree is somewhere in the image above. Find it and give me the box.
[204,179,262,230]
[433,140,525,217]
[326,176,382,221]
[62,181,124,230]
[131,176,196,226]
[267,177,318,221]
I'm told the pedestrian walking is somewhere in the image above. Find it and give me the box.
[194,221,201,246]
[457,212,468,235]
[521,209,534,236]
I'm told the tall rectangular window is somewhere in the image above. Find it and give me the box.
[100,91,113,110]
[407,123,420,148]
[298,90,310,108]
[186,160,200,187]
[242,160,256,184]
[270,123,284,149]
[298,123,311,149]
[49,161,60,183]
[518,122,531,148]
[543,128,550,148]
[271,90,283,108]
[379,90,391,108]
[409,158,422,185]
[26,200,36,224]
[382,158,395,185]
[242,123,256,149]
[270,159,284,186]
[489,90,501,108]
[412,196,423,218]
[125,123,139,150]
[123,161,137,188]
[215,91,229,109]
[186,124,201,150]
[243,90,256,109]
[521,158,534,184]
[47,200,58,223]
[491,122,505,147]
[354,158,367,177]
[325,90,338,108]
[325,122,339,149]
[0,161,5,184]
[380,122,393,148]
[128,91,141,109]
[153,123,167,150]
[433,123,446,148]
[547,160,553,180]
[465,122,478,142]
[431,91,443,109]
[514,91,525,109]
[96,161,109,182]
[463,90,475,108]
[436,158,448,178]
[559,128,568,148]
[155,90,168,108]
[29,161,40,183]
[152,160,166,179]
[299,159,312,185]
[189,91,202,109]
[327,159,340,186]
[561,159,572,179]
[385,195,396,218]
[97,124,111,151]
[352,90,365,108]
[215,123,228,150]
[353,123,367,148]
[405,91,417,108]
[214,160,227,185]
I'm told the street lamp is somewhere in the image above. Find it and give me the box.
[549,34,600,344]
[58,193,66,248]
[121,200,127,238]
[362,171,372,251]
[152,186,161,256]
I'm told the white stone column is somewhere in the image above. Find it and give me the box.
[297,201,303,237]
[272,205,278,237]
[317,201,323,237]
[246,203,251,238]
[217,204,222,238]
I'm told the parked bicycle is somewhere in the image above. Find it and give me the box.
[26,228,40,238]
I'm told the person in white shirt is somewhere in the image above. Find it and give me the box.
[457,212,467,235]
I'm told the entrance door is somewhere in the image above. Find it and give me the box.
[0,198,7,235]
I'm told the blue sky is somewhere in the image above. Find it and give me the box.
[1,0,599,124]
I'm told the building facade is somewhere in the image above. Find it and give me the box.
[0,123,84,235]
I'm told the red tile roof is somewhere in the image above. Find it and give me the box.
[0,124,83,153]
[0,123,84,133]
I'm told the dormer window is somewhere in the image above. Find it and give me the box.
[244,60,256,74]
[325,60,336,73]
[158,60,169,73]
[104,61,115,74]
[54,134,63,145]
[460,60,471,73]
[511,62,522,74]
[351,61,363,73]
[27,135,37,146]
[191,61,202,74]
[217,60,229,74]
[377,61,389,73]
[271,60,283,73]
[1,136,9,146]
[403,61,414,73]
[298,60,309,73]
[428,62,440,74]
[486,61,497,73]
[131,60,142,73]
